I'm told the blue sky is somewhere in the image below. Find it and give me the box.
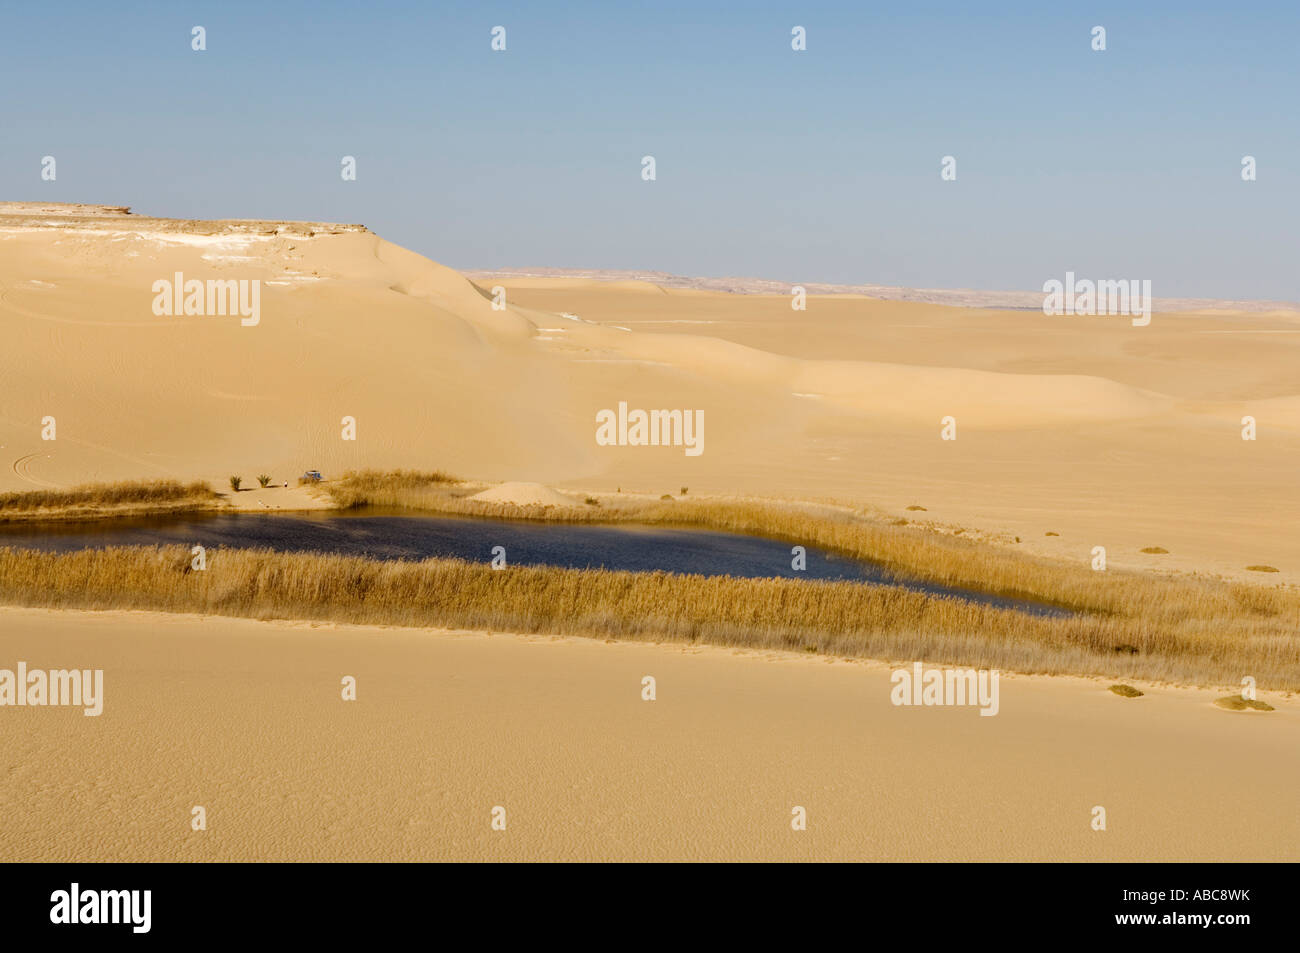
[2,1,1296,299]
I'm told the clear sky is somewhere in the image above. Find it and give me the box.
[3,1,1296,300]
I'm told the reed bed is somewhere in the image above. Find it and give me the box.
[1,470,1296,688]
[0,479,220,523]
[0,544,1295,689]
[326,469,456,507]
[325,471,1300,626]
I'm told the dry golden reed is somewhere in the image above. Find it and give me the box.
[327,471,1300,623]
[1,470,1296,689]
[0,544,1295,690]
[0,479,219,523]
[327,469,456,506]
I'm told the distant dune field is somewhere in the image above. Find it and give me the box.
[2,203,1298,584]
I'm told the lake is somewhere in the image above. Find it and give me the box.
[0,509,1069,616]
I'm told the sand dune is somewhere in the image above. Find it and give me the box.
[0,607,1294,862]
[468,482,583,507]
[3,203,1299,583]
[464,266,1300,314]
[4,205,1299,864]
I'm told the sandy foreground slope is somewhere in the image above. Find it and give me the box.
[0,606,1295,862]
[2,204,1299,581]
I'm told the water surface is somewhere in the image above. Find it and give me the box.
[0,509,1068,616]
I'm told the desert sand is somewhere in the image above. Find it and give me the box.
[3,205,1299,863]
[467,481,581,507]
[0,606,1294,862]
[2,204,1297,583]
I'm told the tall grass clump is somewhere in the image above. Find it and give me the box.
[0,480,220,523]
[326,469,457,508]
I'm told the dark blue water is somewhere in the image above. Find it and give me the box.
[0,510,1068,616]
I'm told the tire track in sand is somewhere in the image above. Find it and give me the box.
[11,451,60,488]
